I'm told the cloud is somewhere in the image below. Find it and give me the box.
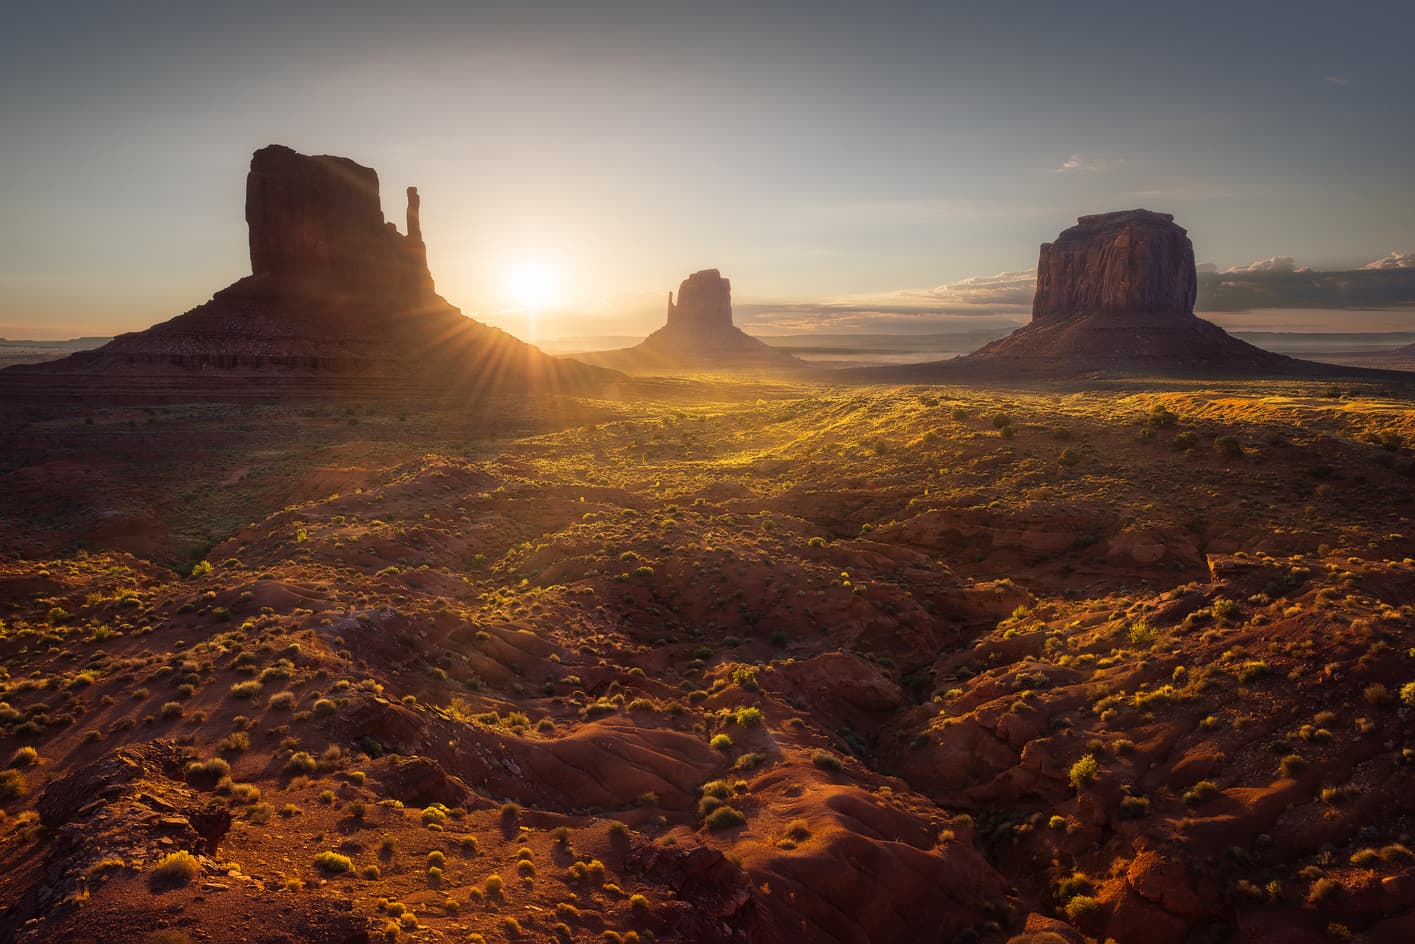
[1322,75,1354,87]
[1222,256,1311,274]
[1196,262,1219,274]
[734,270,1037,332]
[1198,266,1415,311]
[1362,251,1415,270]
[1055,153,1111,173]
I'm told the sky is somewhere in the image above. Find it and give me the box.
[2,0,1413,342]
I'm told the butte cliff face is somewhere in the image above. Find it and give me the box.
[575,269,805,372]
[244,145,433,301]
[665,268,734,331]
[1032,209,1197,323]
[2,145,615,397]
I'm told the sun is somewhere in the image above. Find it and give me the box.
[505,260,560,312]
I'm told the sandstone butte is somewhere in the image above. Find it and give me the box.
[573,268,806,372]
[0,145,619,400]
[857,208,1404,381]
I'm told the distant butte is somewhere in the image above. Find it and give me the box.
[0,145,617,400]
[853,209,1409,381]
[574,269,806,372]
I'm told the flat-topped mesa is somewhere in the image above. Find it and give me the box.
[1032,208,1197,323]
[244,144,432,298]
[666,268,734,330]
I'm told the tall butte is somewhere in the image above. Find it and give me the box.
[575,268,804,372]
[862,208,1383,380]
[968,209,1300,373]
[2,145,616,397]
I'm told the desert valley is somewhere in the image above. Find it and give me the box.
[3,6,1415,944]
[0,141,1413,944]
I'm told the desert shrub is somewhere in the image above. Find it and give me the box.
[268,691,296,710]
[185,756,230,787]
[9,746,39,767]
[151,850,201,886]
[733,706,763,726]
[1183,780,1219,805]
[1058,448,1080,468]
[1064,895,1102,921]
[733,751,767,770]
[810,749,843,772]
[1147,406,1178,428]
[1400,682,1415,707]
[1118,795,1150,819]
[0,768,28,800]
[704,805,746,830]
[1237,661,1272,683]
[229,680,261,699]
[1278,754,1308,778]
[1214,436,1242,459]
[283,751,318,776]
[1069,754,1100,789]
[1127,621,1156,646]
[710,733,733,750]
[783,818,811,840]
[217,731,250,754]
[485,873,504,897]
[189,561,212,578]
[1365,683,1393,707]
[314,850,353,873]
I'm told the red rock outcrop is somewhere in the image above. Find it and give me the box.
[1032,209,1196,323]
[574,268,806,372]
[856,208,1399,379]
[0,145,616,398]
[666,267,734,330]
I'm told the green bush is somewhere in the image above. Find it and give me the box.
[151,850,201,886]
[314,851,353,873]
[283,751,318,776]
[704,805,746,831]
[1069,754,1100,789]
[0,768,27,800]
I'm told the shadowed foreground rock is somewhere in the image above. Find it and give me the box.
[0,145,616,400]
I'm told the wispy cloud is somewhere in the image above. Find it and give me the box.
[1054,153,1113,174]
[1222,256,1310,274]
[1322,75,1354,87]
[735,270,1037,332]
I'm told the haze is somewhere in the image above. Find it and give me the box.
[2,0,1413,342]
